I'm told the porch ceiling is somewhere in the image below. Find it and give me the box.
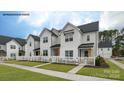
[51,44,60,48]
[78,43,94,48]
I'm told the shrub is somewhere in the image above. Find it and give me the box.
[95,56,105,66]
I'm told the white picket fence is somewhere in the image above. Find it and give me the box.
[16,56,96,66]
[0,57,9,62]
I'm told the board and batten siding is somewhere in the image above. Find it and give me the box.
[60,24,82,58]
[40,29,52,57]
[98,48,112,58]
[25,36,35,57]
[6,40,21,58]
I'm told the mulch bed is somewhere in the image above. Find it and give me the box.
[84,61,109,68]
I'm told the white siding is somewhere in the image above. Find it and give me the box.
[0,45,6,51]
[6,40,21,59]
[98,48,112,58]
[40,30,52,57]
[25,36,35,57]
[60,24,82,58]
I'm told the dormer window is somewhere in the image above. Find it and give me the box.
[43,37,48,43]
[65,33,73,42]
[87,35,90,41]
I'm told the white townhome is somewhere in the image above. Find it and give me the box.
[25,34,40,57]
[60,22,99,58]
[6,38,26,59]
[39,21,99,59]
[0,35,13,57]
[40,28,59,57]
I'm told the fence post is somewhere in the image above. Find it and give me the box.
[94,56,96,66]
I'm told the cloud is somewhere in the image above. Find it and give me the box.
[31,30,41,36]
[100,11,124,31]
[18,11,49,27]
[83,17,93,24]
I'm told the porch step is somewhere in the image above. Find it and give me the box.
[68,64,85,74]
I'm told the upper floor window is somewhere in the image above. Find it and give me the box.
[108,48,110,51]
[65,33,73,42]
[29,42,32,46]
[0,46,1,49]
[65,50,73,57]
[43,37,48,43]
[10,45,16,49]
[43,50,48,56]
[101,48,103,51]
[87,35,90,41]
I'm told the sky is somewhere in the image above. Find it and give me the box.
[0,11,124,38]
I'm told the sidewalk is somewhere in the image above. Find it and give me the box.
[68,64,85,74]
[109,59,124,69]
[1,63,112,81]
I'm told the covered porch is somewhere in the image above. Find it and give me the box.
[78,43,95,65]
[51,44,60,56]
[78,43,94,57]
[33,48,40,56]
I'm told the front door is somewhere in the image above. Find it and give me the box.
[84,50,88,57]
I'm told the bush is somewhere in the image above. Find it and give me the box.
[95,56,105,66]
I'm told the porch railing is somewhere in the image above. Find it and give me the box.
[16,56,96,66]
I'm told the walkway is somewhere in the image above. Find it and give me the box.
[68,64,85,74]
[109,59,124,69]
[33,63,51,67]
[1,63,112,81]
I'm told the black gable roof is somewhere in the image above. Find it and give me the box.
[77,21,99,33]
[0,35,14,45]
[30,34,40,41]
[14,38,26,46]
[98,40,112,48]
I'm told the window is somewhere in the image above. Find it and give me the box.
[65,50,73,57]
[87,35,90,41]
[29,42,32,46]
[43,50,48,56]
[0,46,1,49]
[10,53,16,57]
[30,52,32,56]
[43,37,48,43]
[108,48,110,51]
[10,45,16,49]
[101,48,103,51]
[65,33,73,42]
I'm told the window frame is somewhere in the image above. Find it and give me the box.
[43,37,48,43]
[65,33,73,42]
[43,50,48,56]
[10,45,16,49]
[65,50,73,57]
[87,35,90,41]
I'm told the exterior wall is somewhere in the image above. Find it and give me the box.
[6,40,21,59]
[40,30,52,57]
[25,36,35,57]
[51,35,59,45]
[0,45,6,51]
[60,24,82,58]
[34,41,40,49]
[81,31,98,57]
[98,48,112,58]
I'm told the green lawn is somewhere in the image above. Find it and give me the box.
[5,60,45,67]
[119,60,124,64]
[38,63,76,72]
[77,61,124,80]
[0,64,68,81]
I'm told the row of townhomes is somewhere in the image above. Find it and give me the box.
[0,21,112,65]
